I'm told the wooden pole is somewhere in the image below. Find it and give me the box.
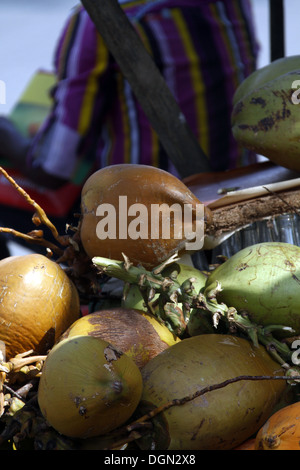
[270,0,285,61]
[80,0,211,178]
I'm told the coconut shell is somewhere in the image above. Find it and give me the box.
[255,401,300,450]
[38,335,143,438]
[79,164,211,269]
[204,242,300,337]
[232,70,300,172]
[138,334,286,450]
[0,254,80,359]
[59,308,180,369]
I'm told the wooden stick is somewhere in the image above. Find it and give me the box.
[270,0,285,61]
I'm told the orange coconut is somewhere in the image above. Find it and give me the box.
[80,164,211,269]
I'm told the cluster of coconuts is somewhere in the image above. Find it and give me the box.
[0,163,206,359]
[0,165,210,445]
[0,164,294,449]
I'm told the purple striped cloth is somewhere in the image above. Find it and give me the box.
[27,0,259,184]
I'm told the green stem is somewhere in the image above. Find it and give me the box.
[92,254,187,336]
[92,254,182,293]
[256,331,292,363]
[203,282,295,366]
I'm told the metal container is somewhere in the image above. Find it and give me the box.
[192,213,300,271]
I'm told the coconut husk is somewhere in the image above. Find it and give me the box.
[207,186,300,238]
[185,161,300,248]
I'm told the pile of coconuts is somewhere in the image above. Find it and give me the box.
[0,164,299,450]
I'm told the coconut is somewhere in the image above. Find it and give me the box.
[0,254,80,359]
[79,164,211,269]
[204,242,300,336]
[59,307,180,369]
[138,334,286,450]
[38,335,143,438]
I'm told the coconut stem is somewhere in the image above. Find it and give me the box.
[93,253,190,335]
[255,330,294,363]
[0,226,64,256]
[0,350,46,378]
[0,167,62,242]
[93,255,167,288]
[200,282,297,366]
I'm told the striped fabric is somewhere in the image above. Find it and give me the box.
[28,0,259,184]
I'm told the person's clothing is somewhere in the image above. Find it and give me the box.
[27,0,259,184]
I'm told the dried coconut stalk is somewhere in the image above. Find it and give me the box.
[207,187,300,239]
[98,372,300,450]
[0,371,5,417]
[128,373,300,430]
[0,167,68,253]
[0,350,46,375]
[0,226,64,256]
[0,167,60,237]
[0,350,46,417]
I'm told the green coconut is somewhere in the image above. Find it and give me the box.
[137,334,286,450]
[232,70,300,172]
[38,335,143,439]
[233,55,300,105]
[204,242,300,337]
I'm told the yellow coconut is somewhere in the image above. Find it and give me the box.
[38,335,143,438]
[0,254,80,359]
[59,308,180,369]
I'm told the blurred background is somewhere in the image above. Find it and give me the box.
[1,0,300,115]
[1,0,76,114]
[0,0,299,257]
